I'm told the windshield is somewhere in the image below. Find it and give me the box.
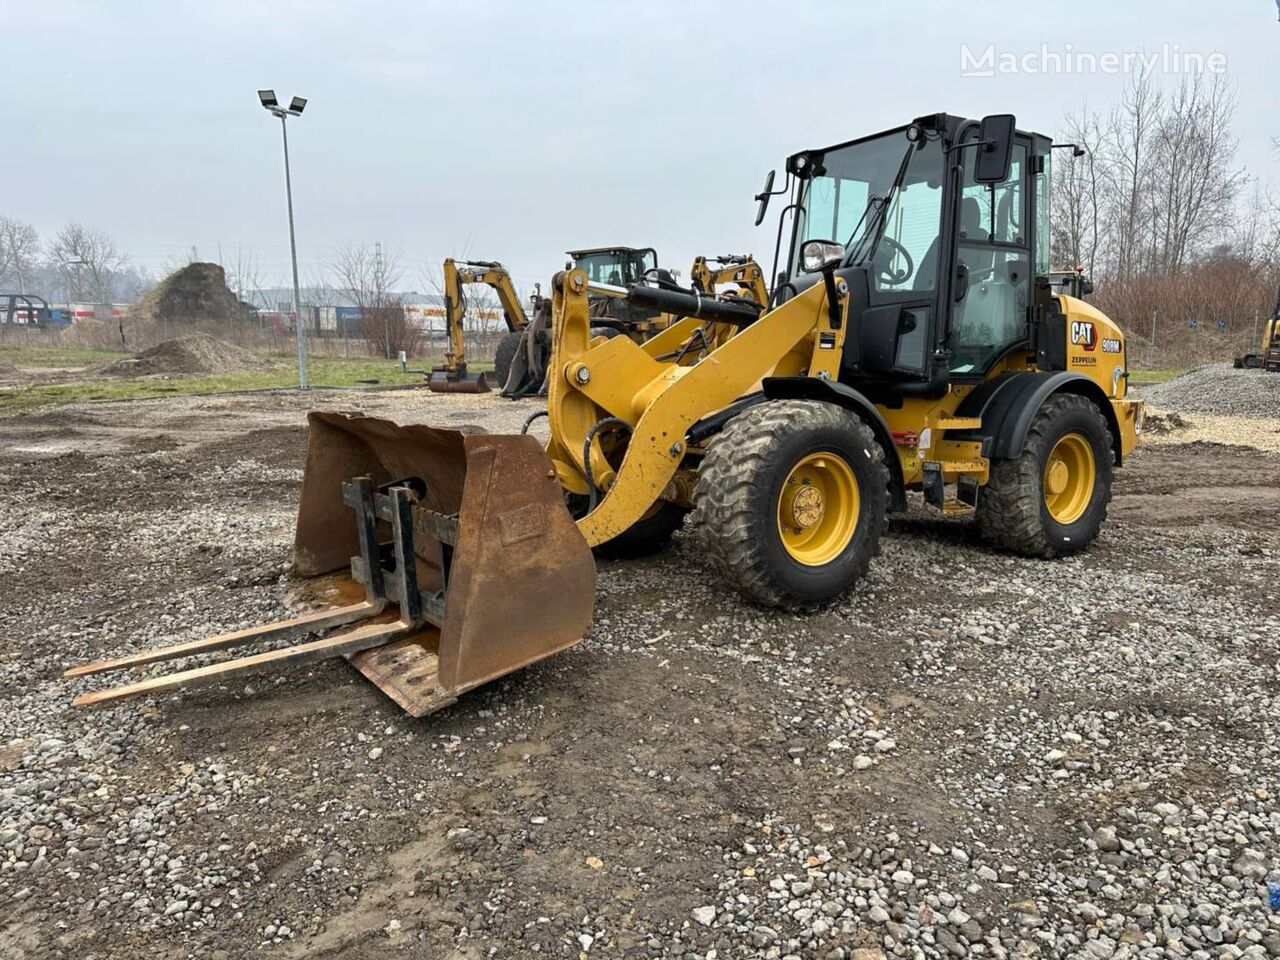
[574,249,657,286]
[791,130,945,291]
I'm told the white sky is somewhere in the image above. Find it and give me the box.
[2,0,1276,296]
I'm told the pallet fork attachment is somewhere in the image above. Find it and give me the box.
[66,414,596,716]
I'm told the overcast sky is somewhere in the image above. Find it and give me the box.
[2,1,1276,297]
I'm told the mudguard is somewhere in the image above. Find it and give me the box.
[761,376,907,512]
[952,371,1122,463]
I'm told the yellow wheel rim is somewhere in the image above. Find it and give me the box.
[1042,433,1095,524]
[776,452,859,566]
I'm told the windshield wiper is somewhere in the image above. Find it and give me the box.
[846,143,916,266]
[843,194,888,256]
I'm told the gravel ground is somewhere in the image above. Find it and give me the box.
[1,387,1278,960]
[1136,365,1280,419]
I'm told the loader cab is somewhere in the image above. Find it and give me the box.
[568,246,659,288]
[568,245,665,325]
[781,114,1052,395]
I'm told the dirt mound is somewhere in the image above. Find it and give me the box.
[1136,363,1280,419]
[99,334,272,377]
[125,262,255,327]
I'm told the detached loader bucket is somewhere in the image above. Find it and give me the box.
[66,413,596,717]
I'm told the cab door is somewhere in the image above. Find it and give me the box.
[947,132,1035,378]
[854,144,948,380]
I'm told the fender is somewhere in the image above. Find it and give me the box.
[953,371,1123,464]
[761,376,907,512]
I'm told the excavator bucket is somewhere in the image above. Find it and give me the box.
[66,412,596,717]
[427,368,490,394]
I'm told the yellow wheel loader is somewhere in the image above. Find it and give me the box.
[501,247,768,398]
[67,113,1142,717]
[422,258,545,393]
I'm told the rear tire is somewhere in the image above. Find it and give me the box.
[691,400,888,610]
[493,331,524,389]
[976,393,1113,558]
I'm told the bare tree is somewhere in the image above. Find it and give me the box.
[0,216,41,294]
[1148,74,1245,275]
[49,223,129,346]
[327,242,414,357]
[1052,72,1271,362]
[1051,108,1109,275]
[220,245,271,310]
[1104,72,1162,280]
[50,223,127,306]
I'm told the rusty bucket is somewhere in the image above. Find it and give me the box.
[66,413,596,717]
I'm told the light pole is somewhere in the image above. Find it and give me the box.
[258,89,309,389]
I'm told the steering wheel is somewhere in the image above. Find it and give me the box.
[876,236,914,286]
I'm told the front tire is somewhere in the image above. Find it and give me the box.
[977,393,1114,558]
[593,501,687,559]
[691,400,889,610]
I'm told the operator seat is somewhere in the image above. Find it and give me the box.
[910,198,987,294]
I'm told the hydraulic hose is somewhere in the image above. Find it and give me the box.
[582,416,633,513]
[521,410,549,435]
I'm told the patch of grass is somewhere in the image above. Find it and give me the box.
[1,345,129,367]
[1128,366,1189,385]
[0,353,494,416]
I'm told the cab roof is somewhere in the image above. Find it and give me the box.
[567,246,653,257]
[788,113,1051,167]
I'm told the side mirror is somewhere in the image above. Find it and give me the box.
[974,113,1016,184]
[801,239,844,274]
[754,169,776,226]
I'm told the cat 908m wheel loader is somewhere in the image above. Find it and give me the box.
[67,112,1143,716]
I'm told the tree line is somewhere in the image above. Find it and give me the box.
[0,220,151,306]
[1051,72,1280,361]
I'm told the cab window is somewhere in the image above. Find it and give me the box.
[951,141,1031,375]
[872,176,944,293]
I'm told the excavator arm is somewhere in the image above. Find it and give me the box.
[432,259,533,393]
[689,254,769,308]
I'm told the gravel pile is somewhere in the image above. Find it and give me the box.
[0,390,1277,959]
[99,335,272,378]
[1137,364,1280,419]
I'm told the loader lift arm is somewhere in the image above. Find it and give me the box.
[543,264,849,546]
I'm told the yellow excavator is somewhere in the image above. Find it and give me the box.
[422,258,543,393]
[1234,285,1280,372]
[67,112,1142,717]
